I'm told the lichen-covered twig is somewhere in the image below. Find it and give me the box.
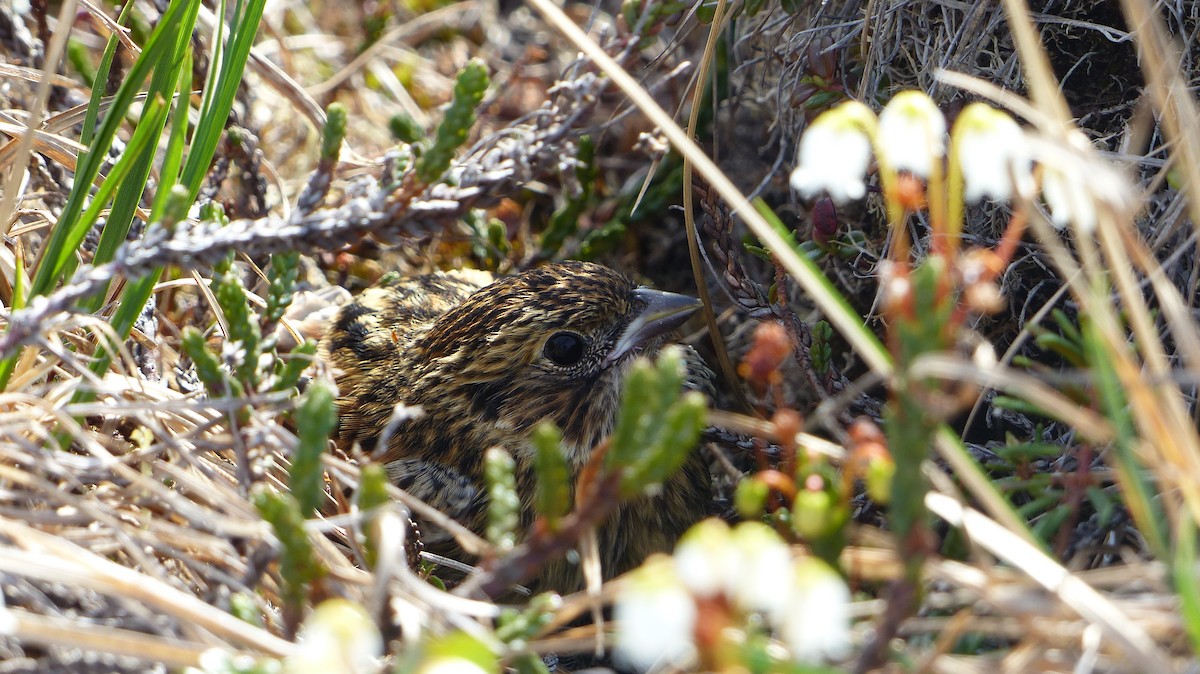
[0,66,614,361]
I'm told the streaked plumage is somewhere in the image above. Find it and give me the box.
[322,261,711,594]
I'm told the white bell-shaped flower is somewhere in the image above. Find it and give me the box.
[776,557,852,663]
[877,91,946,178]
[1041,163,1097,232]
[673,518,737,599]
[726,522,793,616]
[614,555,698,671]
[790,101,876,202]
[953,103,1033,203]
[286,600,382,674]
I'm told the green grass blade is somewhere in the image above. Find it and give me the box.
[80,2,135,147]
[89,8,196,268]
[80,38,195,314]
[1084,320,1168,559]
[32,95,169,309]
[87,0,267,383]
[27,0,197,300]
[179,0,266,202]
[150,60,195,219]
[1173,515,1200,653]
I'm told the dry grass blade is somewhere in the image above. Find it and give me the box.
[926,493,1175,673]
[5,607,246,669]
[0,63,82,89]
[1117,225,1200,373]
[78,0,140,55]
[0,123,87,175]
[0,0,77,236]
[1119,0,1200,240]
[0,519,295,657]
[678,0,752,415]
[911,354,1114,444]
[998,0,1074,129]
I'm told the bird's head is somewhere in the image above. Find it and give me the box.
[411,261,701,460]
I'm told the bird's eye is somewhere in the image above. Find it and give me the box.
[544,331,586,366]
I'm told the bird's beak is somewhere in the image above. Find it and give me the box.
[605,287,702,367]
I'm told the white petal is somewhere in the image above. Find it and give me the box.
[614,556,697,671]
[777,558,851,663]
[673,518,735,598]
[954,104,1030,203]
[727,522,792,615]
[286,600,382,674]
[790,104,874,203]
[1042,167,1096,232]
[0,603,13,636]
[877,91,946,177]
[421,658,489,674]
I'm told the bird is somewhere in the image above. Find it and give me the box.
[320,260,712,595]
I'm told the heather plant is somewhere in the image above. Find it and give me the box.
[0,0,1198,672]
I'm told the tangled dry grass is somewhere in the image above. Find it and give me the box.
[2,0,1200,671]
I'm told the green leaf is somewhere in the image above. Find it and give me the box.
[1083,320,1168,558]
[272,340,317,393]
[291,380,337,517]
[485,446,519,552]
[212,259,263,387]
[734,476,770,518]
[180,0,268,201]
[228,592,263,627]
[85,14,197,306]
[623,391,706,493]
[147,56,195,223]
[994,441,1069,461]
[389,112,424,144]
[264,251,301,327]
[495,593,559,644]
[1173,516,1200,654]
[606,358,658,470]
[27,0,199,300]
[1030,504,1073,543]
[540,135,596,254]
[181,326,240,397]
[320,102,347,164]
[532,421,570,526]
[357,464,391,514]
[253,486,325,610]
[420,632,498,673]
[357,464,391,569]
[416,58,489,184]
[81,0,268,388]
[1086,485,1114,526]
[29,0,268,399]
[37,93,169,300]
[607,348,706,497]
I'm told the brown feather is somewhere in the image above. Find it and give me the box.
[320,261,711,593]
